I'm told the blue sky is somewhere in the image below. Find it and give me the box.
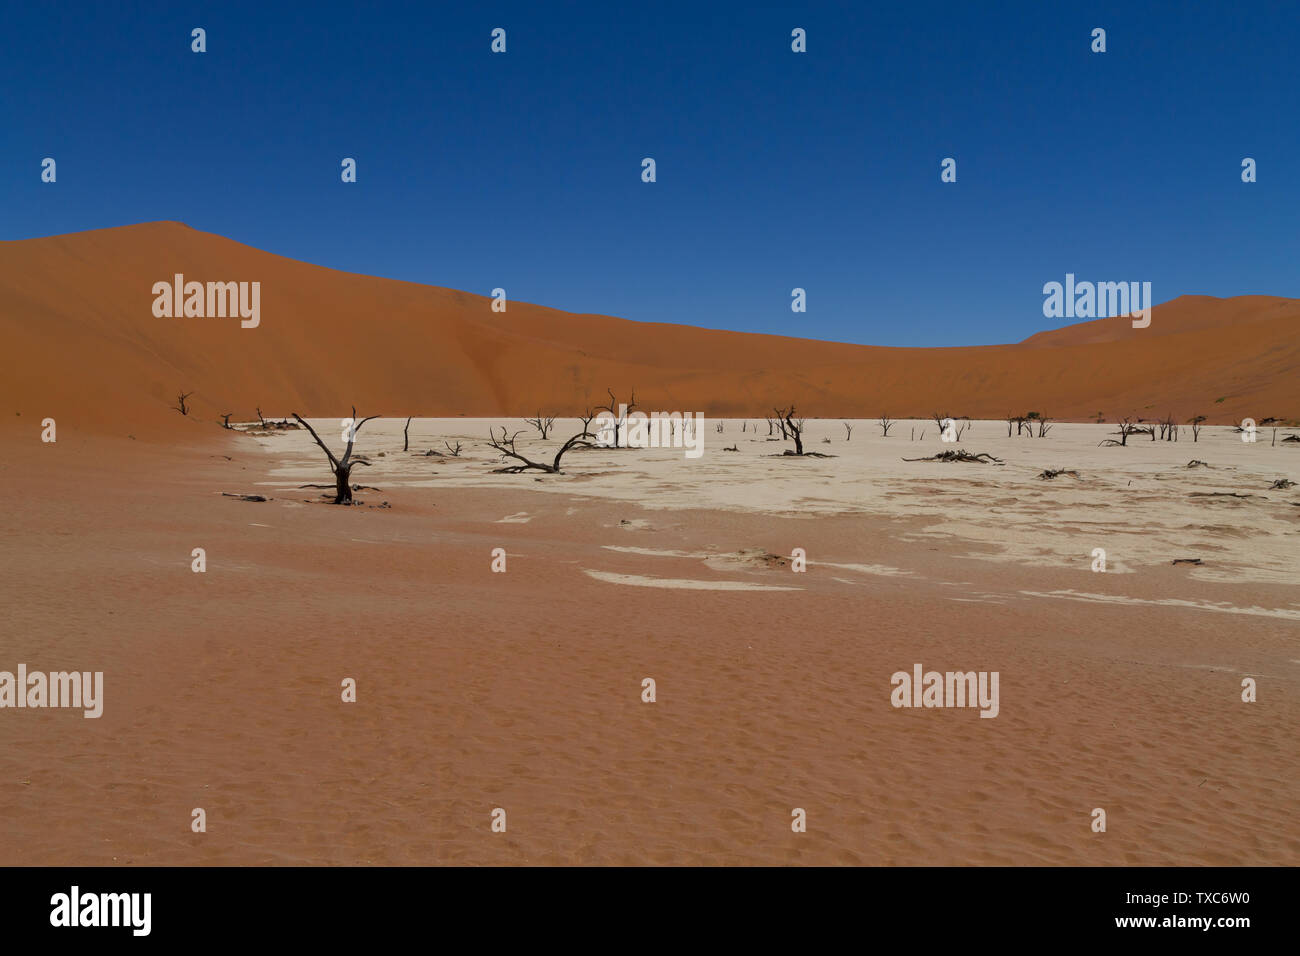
[3,0,1296,346]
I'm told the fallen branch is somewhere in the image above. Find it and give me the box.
[903,449,1004,464]
[487,425,595,473]
[1036,468,1080,480]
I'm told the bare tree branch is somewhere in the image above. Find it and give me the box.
[525,412,557,440]
[291,407,378,503]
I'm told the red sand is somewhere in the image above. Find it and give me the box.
[2,432,1296,865]
[2,222,1295,440]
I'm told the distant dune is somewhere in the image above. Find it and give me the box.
[2,222,1296,435]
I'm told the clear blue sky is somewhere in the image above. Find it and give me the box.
[3,0,1296,346]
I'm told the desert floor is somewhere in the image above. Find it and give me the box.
[2,419,1297,865]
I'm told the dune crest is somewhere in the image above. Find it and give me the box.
[2,222,1296,435]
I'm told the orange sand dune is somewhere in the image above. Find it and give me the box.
[2,222,1296,436]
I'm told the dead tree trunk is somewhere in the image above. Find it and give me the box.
[525,413,556,439]
[404,416,412,452]
[773,409,790,440]
[292,407,379,504]
[598,388,636,448]
[782,406,804,455]
[1100,418,1137,446]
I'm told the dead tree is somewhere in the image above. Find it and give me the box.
[843,422,853,440]
[771,409,790,440]
[404,416,413,451]
[221,413,233,429]
[879,415,894,437]
[1036,416,1052,438]
[487,425,594,474]
[444,440,463,457]
[291,407,379,504]
[780,406,804,456]
[1261,417,1282,446]
[1100,418,1139,446]
[597,388,637,448]
[172,391,194,416]
[525,413,556,440]
[1157,414,1179,441]
[1188,415,1206,442]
